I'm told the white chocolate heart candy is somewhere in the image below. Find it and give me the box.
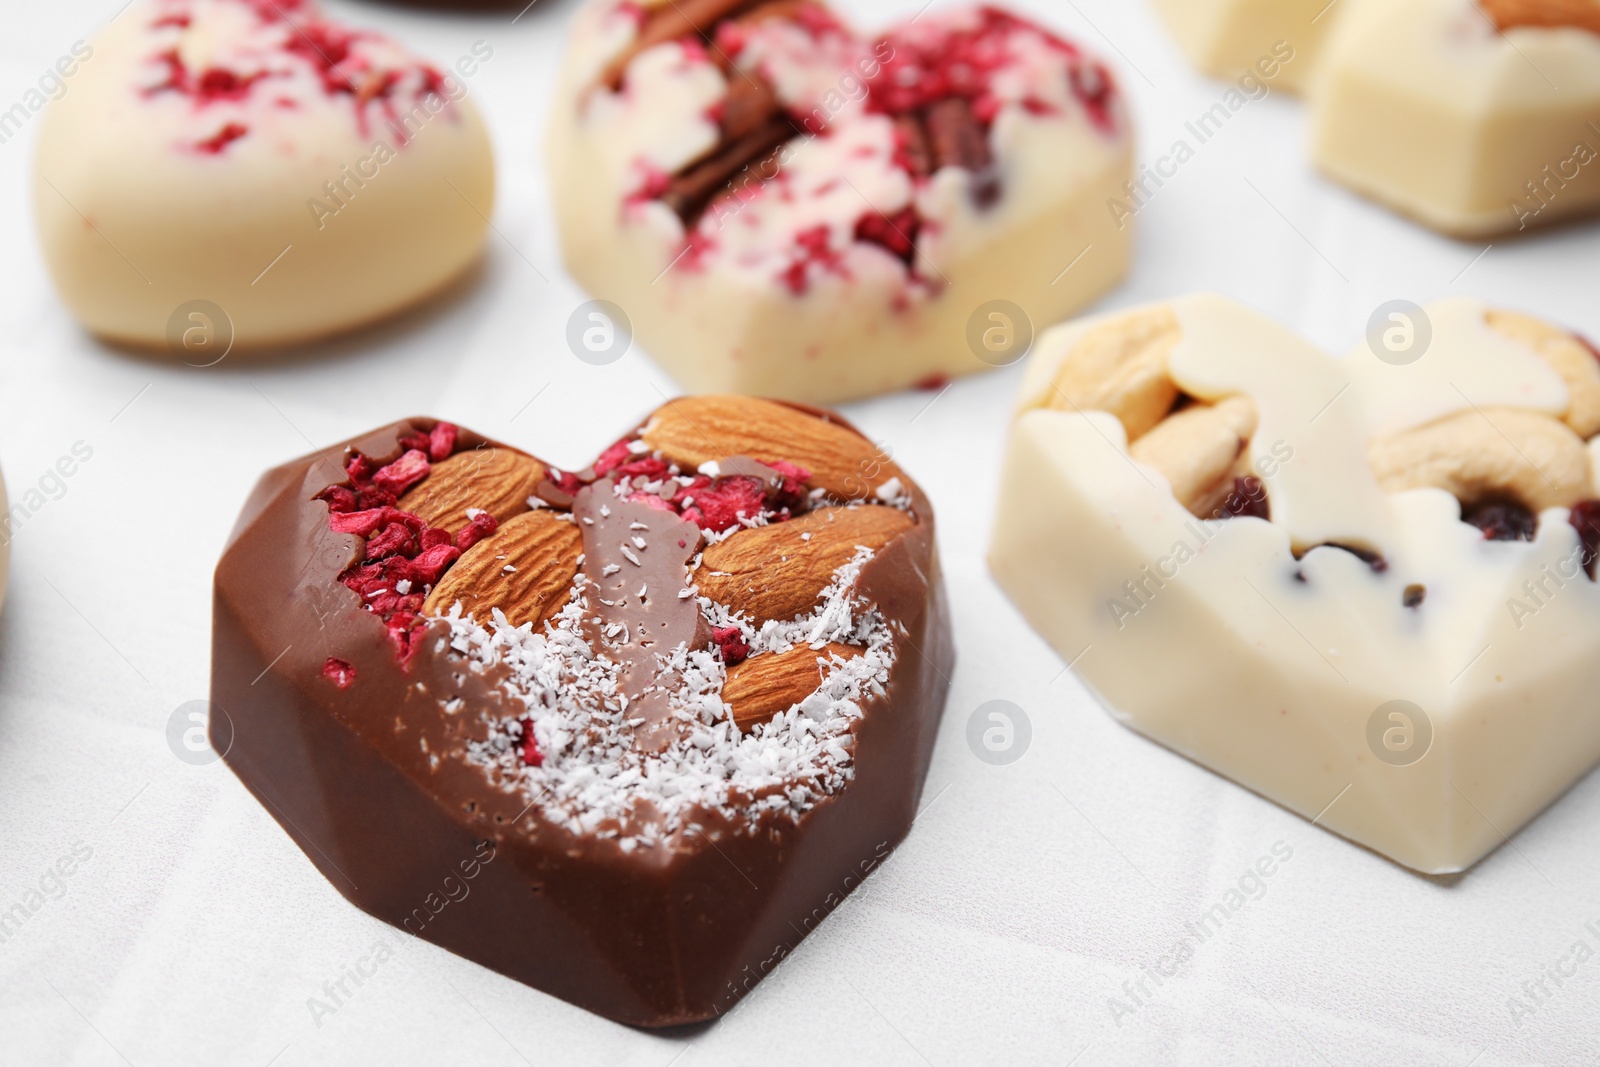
[1150,0,1331,93]
[991,294,1600,874]
[34,0,495,352]
[1310,0,1600,236]
[547,1,1133,404]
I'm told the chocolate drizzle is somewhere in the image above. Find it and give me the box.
[573,478,710,753]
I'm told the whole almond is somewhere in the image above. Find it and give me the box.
[723,642,862,731]
[1481,0,1600,34]
[423,511,582,627]
[697,506,913,623]
[398,448,547,532]
[640,396,902,501]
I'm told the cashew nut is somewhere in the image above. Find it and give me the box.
[1048,307,1181,443]
[1129,395,1259,518]
[1486,309,1600,438]
[1369,408,1593,513]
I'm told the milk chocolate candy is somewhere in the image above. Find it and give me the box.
[211,398,952,1025]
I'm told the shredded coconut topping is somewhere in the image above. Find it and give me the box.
[449,548,893,848]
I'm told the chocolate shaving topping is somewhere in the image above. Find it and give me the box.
[721,74,784,141]
[604,0,1007,228]
[662,110,799,226]
[924,97,1000,207]
[894,113,934,179]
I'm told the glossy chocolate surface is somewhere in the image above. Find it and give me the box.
[211,409,954,1026]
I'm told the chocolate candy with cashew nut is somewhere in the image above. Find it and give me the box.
[992,294,1600,874]
[210,399,952,1026]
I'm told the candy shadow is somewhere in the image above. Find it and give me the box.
[90,255,491,375]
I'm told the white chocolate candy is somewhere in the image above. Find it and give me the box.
[1151,0,1333,93]
[547,2,1133,404]
[34,0,495,351]
[1309,0,1600,236]
[991,294,1600,874]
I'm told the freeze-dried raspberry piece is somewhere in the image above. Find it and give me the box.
[420,527,453,552]
[321,658,357,688]
[854,208,919,265]
[518,718,544,767]
[780,225,842,295]
[320,486,357,513]
[355,486,398,510]
[346,453,377,482]
[428,422,459,461]
[365,521,418,560]
[548,469,584,495]
[614,455,671,481]
[456,513,498,551]
[408,544,460,586]
[712,626,750,665]
[592,439,634,477]
[398,430,431,454]
[328,506,424,538]
[683,476,768,533]
[385,611,424,662]
[372,449,431,495]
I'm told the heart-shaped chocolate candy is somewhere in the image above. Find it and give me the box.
[547,0,1133,402]
[992,294,1600,874]
[212,398,952,1025]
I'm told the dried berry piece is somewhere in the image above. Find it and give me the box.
[711,625,752,665]
[517,718,543,767]
[322,658,357,688]
[1218,476,1270,521]
[1569,499,1600,578]
[1463,498,1538,542]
